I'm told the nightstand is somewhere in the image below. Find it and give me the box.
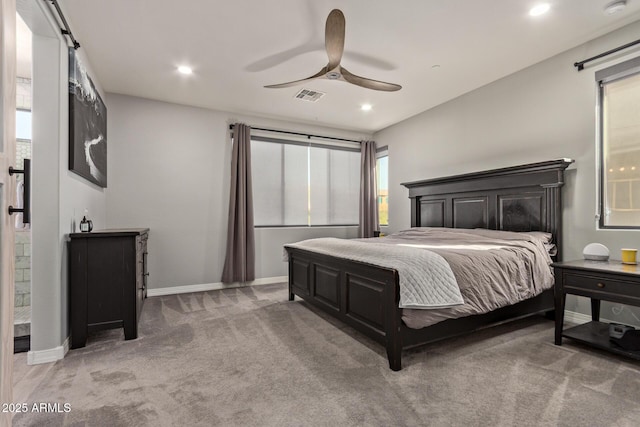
[552,260,640,360]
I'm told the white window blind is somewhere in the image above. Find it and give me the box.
[251,137,359,226]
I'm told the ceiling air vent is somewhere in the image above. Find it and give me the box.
[294,89,325,102]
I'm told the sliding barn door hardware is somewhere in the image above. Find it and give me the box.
[7,159,31,224]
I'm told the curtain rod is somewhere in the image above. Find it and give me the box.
[574,38,640,71]
[46,0,80,50]
[228,124,361,144]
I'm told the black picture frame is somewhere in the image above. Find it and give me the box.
[68,48,107,188]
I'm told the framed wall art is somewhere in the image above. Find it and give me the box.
[69,48,107,188]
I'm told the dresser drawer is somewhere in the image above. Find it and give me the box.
[563,272,640,303]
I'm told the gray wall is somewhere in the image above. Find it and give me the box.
[105,94,363,289]
[374,21,640,326]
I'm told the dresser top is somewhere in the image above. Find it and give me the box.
[69,228,149,239]
[552,259,640,277]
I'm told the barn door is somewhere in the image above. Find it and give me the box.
[0,0,17,423]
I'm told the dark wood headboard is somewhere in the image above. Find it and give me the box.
[401,159,573,258]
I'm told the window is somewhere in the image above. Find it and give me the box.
[598,57,640,228]
[376,148,389,226]
[16,109,32,141]
[251,136,360,226]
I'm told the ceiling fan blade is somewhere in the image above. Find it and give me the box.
[325,9,345,70]
[340,67,402,92]
[264,67,328,89]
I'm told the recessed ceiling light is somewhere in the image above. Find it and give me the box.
[529,3,550,16]
[177,65,193,75]
[604,0,626,15]
[361,104,372,111]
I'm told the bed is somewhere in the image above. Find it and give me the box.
[284,159,573,371]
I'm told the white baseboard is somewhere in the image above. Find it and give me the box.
[147,275,288,297]
[27,336,69,365]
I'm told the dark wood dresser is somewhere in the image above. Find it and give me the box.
[69,228,149,349]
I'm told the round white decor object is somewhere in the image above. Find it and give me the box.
[583,243,610,261]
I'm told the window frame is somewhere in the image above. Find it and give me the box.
[597,56,640,229]
[250,135,361,228]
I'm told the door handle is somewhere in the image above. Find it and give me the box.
[8,159,31,224]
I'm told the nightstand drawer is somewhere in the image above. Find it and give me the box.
[563,272,640,302]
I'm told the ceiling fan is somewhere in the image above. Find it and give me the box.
[265,9,402,92]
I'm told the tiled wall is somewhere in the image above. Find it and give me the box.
[17,140,31,170]
[15,231,31,307]
[17,77,31,109]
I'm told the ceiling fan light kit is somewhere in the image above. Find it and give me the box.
[265,9,401,92]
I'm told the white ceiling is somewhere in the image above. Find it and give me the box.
[52,0,640,132]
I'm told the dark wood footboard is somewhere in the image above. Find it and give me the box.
[287,246,403,370]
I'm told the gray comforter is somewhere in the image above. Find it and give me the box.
[374,228,554,328]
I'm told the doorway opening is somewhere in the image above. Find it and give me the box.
[14,12,32,353]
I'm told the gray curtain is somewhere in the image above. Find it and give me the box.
[359,140,378,238]
[222,123,255,283]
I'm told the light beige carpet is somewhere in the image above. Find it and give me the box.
[13,283,640,426]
